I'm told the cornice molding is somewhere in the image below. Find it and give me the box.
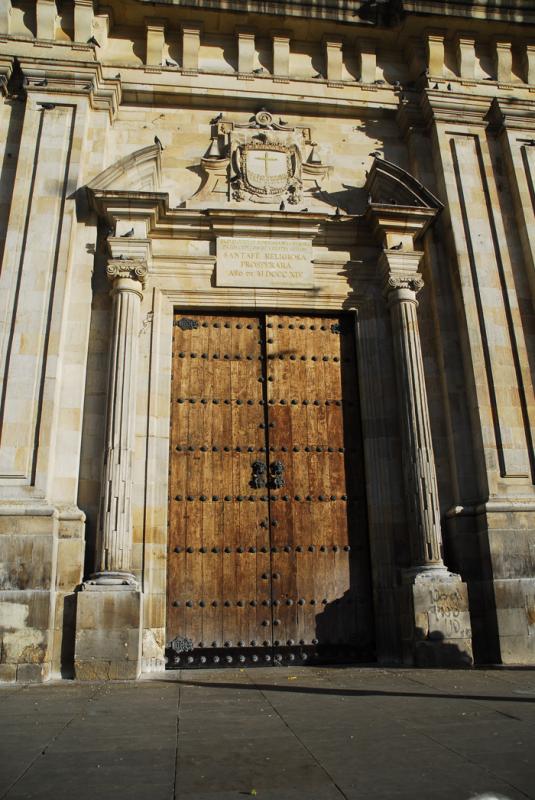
[132,0,535,25]
[86,150,439,249]
[87,184,380,248]
[132,0,397,26]
[206,208,331,242]
[19,58,121,120]
[420,88,492,127]
[487,95,535,132]
[401,0,535,24]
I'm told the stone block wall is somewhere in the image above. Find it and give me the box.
[0,511,58,682]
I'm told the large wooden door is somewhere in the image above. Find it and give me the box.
[166,312,373,668]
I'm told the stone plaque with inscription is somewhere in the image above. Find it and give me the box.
[216,237,314,289]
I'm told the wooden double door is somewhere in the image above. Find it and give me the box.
[166,311,373,668]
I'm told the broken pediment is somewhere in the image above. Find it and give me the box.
[87,144,162,193]
[365,157,443,210]
[186,109,331,210]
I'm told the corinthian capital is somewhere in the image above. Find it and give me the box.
[106,259,148,287]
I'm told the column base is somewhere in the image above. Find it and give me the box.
[399,570,474,667]
[86,571,138,588]
[74,583,143,680]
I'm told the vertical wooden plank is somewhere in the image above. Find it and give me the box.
[310,318,329,644]
[166,320,188,650]
[323,316,347,648]
[210,321,224,651]
[265,315,294,654]
[185,319,206,652]
[200,320,218,653]
[291,317,311,652]
[167,312,268,666]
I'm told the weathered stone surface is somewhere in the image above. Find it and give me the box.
[0,0,534,680]
[74,589,142,680]
[401,577,474,667]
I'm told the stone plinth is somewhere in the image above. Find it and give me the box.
[400,573,473,668]
[74,587,142,680]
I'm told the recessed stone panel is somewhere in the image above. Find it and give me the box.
[216,237,314,289]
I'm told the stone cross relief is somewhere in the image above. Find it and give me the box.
[186,109,331,209]
[249,149,282,176]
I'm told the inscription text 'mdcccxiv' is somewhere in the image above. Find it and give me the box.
[216,237,314,289]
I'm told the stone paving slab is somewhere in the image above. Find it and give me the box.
[1,667,535,800]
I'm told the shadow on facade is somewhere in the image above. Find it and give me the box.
[0,73,24,274]
[60,593,78,678]
[413,629,474,669]
[310,316,376,663]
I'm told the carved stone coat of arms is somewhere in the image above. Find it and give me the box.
[233,137,302,204]
[187,109,330,210]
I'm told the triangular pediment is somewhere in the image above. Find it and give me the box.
[366,157,443,210]
[87,144,162,193]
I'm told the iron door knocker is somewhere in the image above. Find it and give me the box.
[251,461,268,488]
[269,461,285,488]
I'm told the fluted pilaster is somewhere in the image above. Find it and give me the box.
[91,260,147,586]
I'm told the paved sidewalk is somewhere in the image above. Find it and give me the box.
[1,667,535,800]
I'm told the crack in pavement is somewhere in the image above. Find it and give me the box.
[247,670,350,800]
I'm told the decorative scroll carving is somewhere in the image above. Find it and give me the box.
[384,275,424,295]
[106,260,148,286]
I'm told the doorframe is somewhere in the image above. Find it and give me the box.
[164,307,375,667]
[134,278,405,673]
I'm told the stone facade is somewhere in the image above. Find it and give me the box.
[0,0,534,682]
